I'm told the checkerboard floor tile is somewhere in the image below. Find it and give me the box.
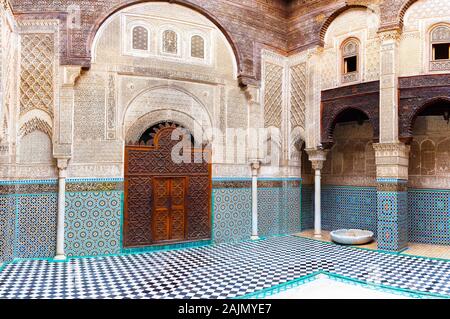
[0,236,449,299]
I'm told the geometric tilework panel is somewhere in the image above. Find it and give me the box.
[16,194,57,259]
[212,188,252,244]
[285,187,301,234]
[377,191,408,252]
[258,187,301,237]
[322,186,377,237]
[65,192,122,257]
[408,189,450,245]
[258,188,281,237]
[301,185,314,231]
[0,196,16,263]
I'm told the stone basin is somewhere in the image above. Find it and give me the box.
[330,229,374,245]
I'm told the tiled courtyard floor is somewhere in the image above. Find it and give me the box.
[0,236,449,299]
[298,230,450,260]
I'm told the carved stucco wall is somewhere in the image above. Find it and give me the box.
[68,2,250,179]
[321,7,380,90]
[409,116,450,189]
[12,19,59,179]
[0,4,17,167]
[260,51,307,178]
[400,0,450,76]
[322,122,377,187]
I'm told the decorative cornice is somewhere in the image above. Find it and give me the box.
[378,28,401,42]
[373,142,410,154]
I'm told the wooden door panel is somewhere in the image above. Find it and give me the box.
[170,208,185,241]
[153,209,170,242]
[171,178,185,207]
[154,178,170,208]
[169,178,186,241]
[152,177,186,243]
[153,178,171,242]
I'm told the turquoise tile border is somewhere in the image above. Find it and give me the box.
[235,271,320,299]
[236,271,446,299]
[376,178,408,184]
[0,179,57,185]
[0,178,125,185]
[408,188,450,193]
[258,177,303,181]
[212,177,252,182]
[212,177,302,182]
[121,240,212,255]
[67,178,124,183]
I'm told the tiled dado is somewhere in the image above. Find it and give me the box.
[321,185,377,236]
[408,189,450,245]
[65,178,124,257]
[65,191,122,257]
[0,192,57,262]
[0,179,124,263]
[258,179,302,238]
[0,196,19,262]
[377,179,408,252]
[212,178,302,244]
[212,178,252,244]
[301,184,314,231]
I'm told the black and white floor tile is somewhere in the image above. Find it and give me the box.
[0,236,449,299]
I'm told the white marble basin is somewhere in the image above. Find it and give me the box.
[330,229,374,245]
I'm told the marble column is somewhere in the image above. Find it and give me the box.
[250,160,261,240]
[373,143,410,251]
[306,149,328,238]
[54,158,69,261]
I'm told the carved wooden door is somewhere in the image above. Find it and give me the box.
[124,123,211,248]
[152,177,186,243]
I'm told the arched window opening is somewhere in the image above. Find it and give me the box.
[341,38,360,83]
[430,25,450,71]
[132,26,149,51]
[191,35,205,59]
[162,30,178,54]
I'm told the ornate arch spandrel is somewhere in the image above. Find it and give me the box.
[321,81,380,149]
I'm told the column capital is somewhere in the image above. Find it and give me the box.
[56,157,70,171]
[249,159,261,175]
[305,148,328,170]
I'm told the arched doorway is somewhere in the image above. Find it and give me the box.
[321,108,377,235]
[408,99,450,245]
[123,122,211,247]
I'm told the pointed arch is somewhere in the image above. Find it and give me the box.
[319,4,372,45]
[87,1,241,72]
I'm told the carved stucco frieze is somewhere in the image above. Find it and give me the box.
[373,142,410,180]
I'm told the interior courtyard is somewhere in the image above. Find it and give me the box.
[0,0,449,299]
